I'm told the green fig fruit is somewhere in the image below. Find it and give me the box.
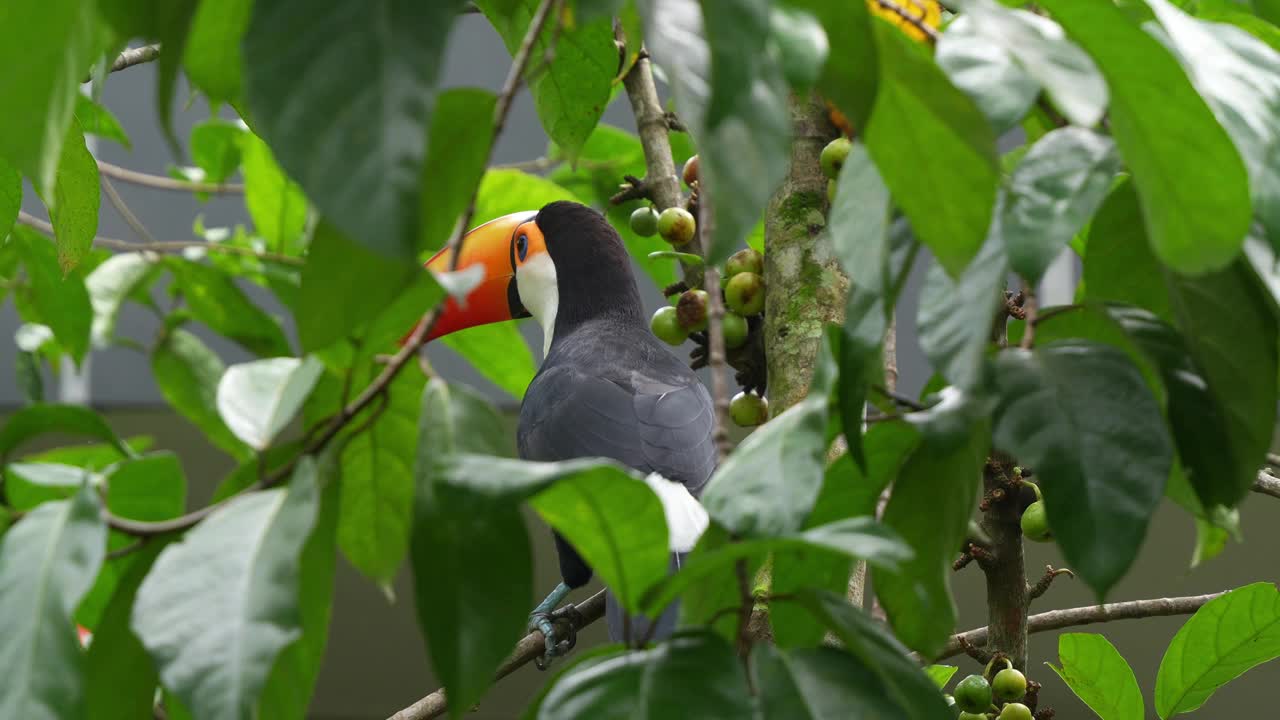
[629,206,660,237]
[722,312,749,349]
[820,137,852,180]
[992,668,1027,702]
[954,675,993,714]
[650,306,688,346]
[725,271,765,316]
[725,248,764,278]
[658,207,697,246]
[730,391,769,426]
[1020,500,1052,542]
[999,702,1032,720]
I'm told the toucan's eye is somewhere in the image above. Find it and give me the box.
[516,234,529,262]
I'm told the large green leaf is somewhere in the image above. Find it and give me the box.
[1165,261,1278,507]
[153,328,251,459]
[989,342,1173,596]
[1003,127,1121,284]
[86,252,154,348]
[5,462,90,510]
[132,460,320,720]
[412,378,528,718]
[643,0,791,263]
[474,168,582,225]
[917,229,1008,389]
[1156,583,1280,717]
[189,119,245,187]
[1048,633,1144,720]
[1148,0,1280,253]
[795,590,954,720]
[0,404,130,460]
[865,17,999,277]
[936,14,1040,133]
[1081,180,1171,319]
[871,422,986,656]
[244,0,466,259]
[184,0,251,105]
[166,257,292,357]
[477,0,613,162]
[1039,0,1252,273]
[420,88,497,252]
[954,0,1108,126]
[0,156,20,236]
[74,94,130,149]
[534,632,753,719]
[14,226,92,362]
[238,133,307,253]
[40,122,99,272]
[216,356,325,451]
[0,484,106,720]
[442,321,536,399]
[789,0,877,132]
[0,0,101,196]
[85,541,169,720]
[754,644,907,718]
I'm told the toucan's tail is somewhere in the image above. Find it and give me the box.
[605,552,686,644]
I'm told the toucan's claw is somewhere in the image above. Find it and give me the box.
[530,605,580,670]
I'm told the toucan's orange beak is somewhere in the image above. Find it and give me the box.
[420,211,540,342]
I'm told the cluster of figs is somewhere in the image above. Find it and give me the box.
[628,156,769,427]
[951,660,1034,720]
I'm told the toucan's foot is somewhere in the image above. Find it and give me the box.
[528,582,575,670]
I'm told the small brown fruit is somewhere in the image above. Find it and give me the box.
[676,289,709,332]
[682,155,700,187]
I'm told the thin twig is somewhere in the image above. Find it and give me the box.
[874,0,939,41]
[100,175,158,244]
[934,592,1224,660]
[700,195,732,460]
[872,384,926,411]
[1255,470,1280,499]
[17,211,303,266]
[1027,565,1075,601]
[1019,283,1038,350]
[1032,303,1082,327]
[390,590,607,720]
[97,160,245,194]
[104,0,558,538]
[84,44,160,82]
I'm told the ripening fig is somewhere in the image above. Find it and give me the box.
[730,391,769,426]
[722,311,749,349]
[820,137,852,180]
[676,289,709,332]
[725,248,763,278]
[954,674,992,714]
[725,271,765,316]
[630,206,660,237]
[1020,500,1051,542]
[683,155,700,187]
[999,703,1032,720]
[650,306,688,346]
[658,207,697,246]
[958,714,988,720]
[992,668,1027,702]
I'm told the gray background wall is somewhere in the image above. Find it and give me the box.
[3,15,1277,718]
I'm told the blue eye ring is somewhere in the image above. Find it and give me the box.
[516,233,529,262]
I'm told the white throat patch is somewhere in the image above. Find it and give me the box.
[516,253,559,357]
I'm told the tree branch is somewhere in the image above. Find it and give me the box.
[17,211,303,266]
[1255,470,1280,499]
[620,52,683,212]
[874,0,939,42]
[103,0,558,538]
[934,592,1223,661]
[700,195,732,460]
[97,160,245,194]
[389,591,607,720]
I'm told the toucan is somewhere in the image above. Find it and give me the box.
[423,200,715,661]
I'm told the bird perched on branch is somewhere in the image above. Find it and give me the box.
[422,201,715,663]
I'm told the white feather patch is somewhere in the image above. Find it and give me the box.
[644,472,709,553]
[516,253,559,357]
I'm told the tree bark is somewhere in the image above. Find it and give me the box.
[980,455,1029,668]
[763,93,846,414]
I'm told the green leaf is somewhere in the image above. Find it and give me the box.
[20,437,151,470]
[795,590,955,720]
[535,632,753,719]
[1156,583,1280,717]
[1003,128,1121,284]
[865,17,999,277]
[85,540,169,720]
[0,484,106,720]
[954,0,1108,126]
[244,0,466,259]
[298,219,421,352]
[5,462,86,511]
[216,356,325,451]
[0,403,131,460]
[475,168,583,226]
[1048,633,1144,720]
[925,665,958,689]
[152,328,251,459]
[478,0,613,162]
[0,0,101,196]
[238,133,307,254]
[14,227,93,363]
[190,119,245,186]
[132,460,320,720]
[788,0,877,131]
[97,0,199,146]
[74,94,131,149]
[420,88,497,252]
[1039,0,1252,273]
[755,644,908,718]
[1081,180,1171,319]
[871,421,986,656]
[256,454,340,720]
[768,6,828,91]
[936,14,1040,133]
[989,342,1173,596]
[442,322,536,399]
[917,229,1008,389]
[183,0,251,105]
[643,0,791,263]
[1164,261,1278,507]
[86,252,154,347]
[0,156,20,236]
[167,257,293,356]
[1147,0,1280,253]
[412,379,529,716]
